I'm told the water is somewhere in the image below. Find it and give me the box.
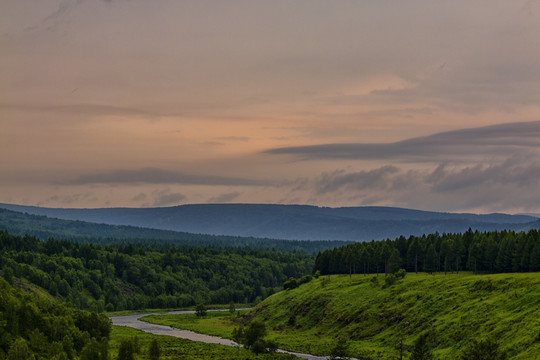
[110,310,331,360]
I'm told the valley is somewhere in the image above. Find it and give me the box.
[140,272,540,360]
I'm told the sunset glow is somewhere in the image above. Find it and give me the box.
[2,1,540,213]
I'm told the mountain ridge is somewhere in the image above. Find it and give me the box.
[1,202,538,241]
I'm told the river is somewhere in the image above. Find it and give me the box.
[110,310,333,360]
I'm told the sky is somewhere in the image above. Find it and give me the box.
[2,0,540,213]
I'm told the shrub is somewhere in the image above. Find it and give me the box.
[329,338,349,360]
[410,334,432,360]
[283,278,298,290]
[288,314,296,326]
[195,303,207,317]
[460,338,506,360]
[232,320,277,354]
[298,275,313,285]
[395,268,407,279]
[384,274,397,287]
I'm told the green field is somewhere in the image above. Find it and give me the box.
[142,272,540,360]
[109,325,296,360]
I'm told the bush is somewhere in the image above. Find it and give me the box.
[265,339,278,353]
[232,320,277,354]
[251,340,267,354]
[410,334,432,360]
[460,338,506,360]
[298,275,312,285]
[195,303,207,317]
[384,274,396,287]
[287,314,296,326]
[329,338,349,360]
[283,278,298,290]
[395,268,406,279]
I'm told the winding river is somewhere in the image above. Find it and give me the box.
[110,310,332,360]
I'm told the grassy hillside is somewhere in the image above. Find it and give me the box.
[144,272,540,360]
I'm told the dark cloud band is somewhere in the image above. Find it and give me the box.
[264,121,540,161]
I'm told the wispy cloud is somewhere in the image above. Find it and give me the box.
[207,192,241,203]
[315,166,399,194]
[151,189,186,207]
[64,167,264,186]
[264,121,540,162]
[214,136,250,142]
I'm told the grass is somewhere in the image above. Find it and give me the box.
[142,272,540,360]
[141,310,247,338]
[109,325,296,360]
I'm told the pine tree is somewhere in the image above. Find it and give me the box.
[424,244,437,274]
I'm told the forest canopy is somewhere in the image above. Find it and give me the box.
[0,276,110,359]
[314,228,540,276]
[0,231,313,311]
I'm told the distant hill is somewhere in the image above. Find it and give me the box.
[0,208,348,253]
[1,203,539,241]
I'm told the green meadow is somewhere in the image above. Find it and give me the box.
[109,325,296,360]
[142,272,540,360]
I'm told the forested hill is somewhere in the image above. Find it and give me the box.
[1,203,539,241]
[0,230,313,311]
[0,208,348,253]
[0,276,111,359]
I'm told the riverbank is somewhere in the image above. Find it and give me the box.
[111,310,336,360]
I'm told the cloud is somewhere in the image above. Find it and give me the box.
[151,189,186,207]
[264,121,540,162]
[315,166,399,194]
[66,167,264,186]
[207,192,241,203]
[307,153,540,212]
[214,136,250,142]
[131,193,147,202]
[429,156,540,193]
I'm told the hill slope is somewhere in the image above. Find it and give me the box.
[0,208,347,253]
[1,203,539,241]
[246,273,540,359]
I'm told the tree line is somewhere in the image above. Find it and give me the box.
[314,228,540,276]
[0,208,350,254]
[0,231,313,311]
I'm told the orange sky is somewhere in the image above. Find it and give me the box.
[2,1,540,213]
